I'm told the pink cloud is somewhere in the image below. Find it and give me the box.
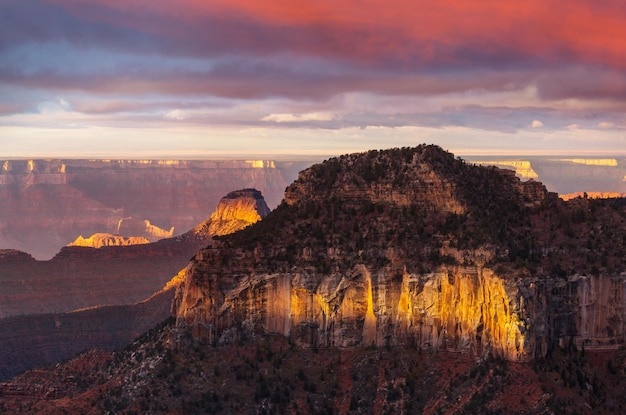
[44,0,626,69]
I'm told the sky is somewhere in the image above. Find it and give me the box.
[1,0,626,158]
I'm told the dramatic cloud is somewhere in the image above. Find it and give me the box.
[2,0,626,156]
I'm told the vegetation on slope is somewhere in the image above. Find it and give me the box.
[2,320,624,414]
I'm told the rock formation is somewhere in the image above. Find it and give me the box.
[68,233,150,248]
[192,188,271,237]
[175,146,626,362]
[2,148,626,414]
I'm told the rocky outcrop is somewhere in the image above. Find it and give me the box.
[0,158,315,259]
[174,146,626,362]
[68,233,150,248]
[192,188,271,237]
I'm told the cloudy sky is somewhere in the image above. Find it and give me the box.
[1,0,626,158]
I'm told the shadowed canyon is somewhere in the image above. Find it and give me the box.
[0,189,270,381]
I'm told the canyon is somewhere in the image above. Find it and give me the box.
[0,189,270,380]
[0,158,314,259]
[1,147,626,413]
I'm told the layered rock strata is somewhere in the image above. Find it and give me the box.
[176,258,532,360]
[192,188,271,237]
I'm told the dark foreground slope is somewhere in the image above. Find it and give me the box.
[0,241,201,319]
[0,290,172,382]
[2,319,624,414]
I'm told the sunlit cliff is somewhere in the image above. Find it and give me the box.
[177,263,531,361]
[559,191,626,201]
[116,218,174,241]
[192,188,271,237]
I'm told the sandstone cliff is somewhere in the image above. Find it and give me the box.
[116,218,175,241]
[175,146,626,362]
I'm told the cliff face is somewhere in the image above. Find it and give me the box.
[175,146,626,362]
[177,259,532,360]
[0,158,314,259]
[115,218,174,241]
